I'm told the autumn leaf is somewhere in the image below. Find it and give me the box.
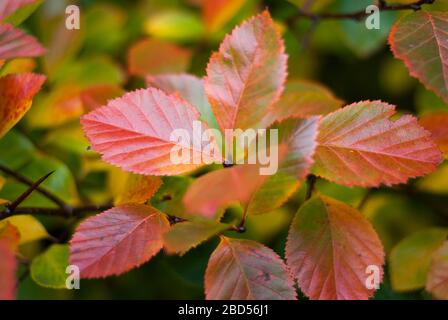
[205,11,287,132]
[389,228,448,292]
[0,0,39,21]
[183,164,267,219]
[70,204,170,278]
[286,195,384,300]
[202,0,247,33]
[245,172,299,216]
[81,88,222,176]
[80,84,124,112]
[420,112,448,157]
[261,79,344,128]
[313,101,443,187]
[0,73,46,138]
[389,12,448,103]
[0,222,19,300]
[0,24,45,60]
[0,241,17,300]
[0,222,20,252]
[163,220,229,255]
[108,169,162,205]
[147,73,219,129]
[426,240,448,300]
[0,215,49,244]
[205,237,297,300]
[127,38,192,78]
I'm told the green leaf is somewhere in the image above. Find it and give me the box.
[2,0,44,26]
[0,154,78,206]
[338,0,396,57]
[164,220,229,255]
[31,244,69,289]
[389,228,448,292]
[144,10,204,42]
[151,176,193,219]
[246,172,299,215]
[0,130,35,170]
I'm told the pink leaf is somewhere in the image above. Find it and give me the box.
[205,237,297,300]
[313,100,443,187]
[70,204,170,278]
[205,10,287,131]
[0,24,45,60]
[426,240,448,300]
[286,195,385,300]
[0,0,36,21]
[0,242,16,300]
[389,12,448,103]
[81,88,222,176]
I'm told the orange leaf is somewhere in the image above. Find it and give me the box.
[0,24,45,60]
[205,237,297,300]
[389,12,448,103]
[313,101,442,187]
[127,38,192,78]
[183,164,267,218]
[80,84,124,112]
[0,222,20,252]
[0,73,46,138]
[426,241,448,300]
[286,195,385,300]
[0,241,16,300]
[205,11,287,131]
[202,0,247,33]
[420,112,448,157]
[70,204,170,278]
[81,88,222,176]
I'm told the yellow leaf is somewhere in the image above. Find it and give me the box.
[109,168,162,205]
[0,215,48,244]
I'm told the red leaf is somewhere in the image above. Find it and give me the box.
[389,12,448,103]
[205,237,297,300]
[0,73,46,138]
[205,11,287,131]
[286,195,385,300]
[0,24,45,60]
[183,164,267,218]
[0,0,36,21]
[81,88,222,176]
[420,112,448,157]
[80,85,124,113]
[70,204,170,278]
[426,241,448,300]
[313,101,443,187]
[127,38,192,78]
[0,241,16,300]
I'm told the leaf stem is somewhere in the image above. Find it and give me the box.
[305,174,317,201]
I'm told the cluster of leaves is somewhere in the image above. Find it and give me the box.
[0,0,448,300]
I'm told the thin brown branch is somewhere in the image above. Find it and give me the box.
[0,164,69,212]
[4,171,54,214]
[0,204,112,220]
